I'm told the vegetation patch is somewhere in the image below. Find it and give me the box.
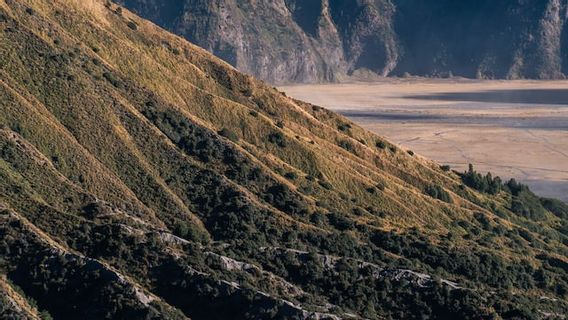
[376,140,387,149]
[337,122,352,132]
[127,21,138,30]
[268,132,286,147]
[338,140,355,153]
[424,184,452,203]
[218,128,239,142]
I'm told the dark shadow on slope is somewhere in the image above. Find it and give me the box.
[561,24,568,76]
[354,37,388,72]
[285,0,323,37]
[406,89,568,105]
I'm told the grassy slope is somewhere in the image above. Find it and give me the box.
[0,0,566,319]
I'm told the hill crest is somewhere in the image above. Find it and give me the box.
[0,0,567,318]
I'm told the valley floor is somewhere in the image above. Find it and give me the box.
[282,79,568,202]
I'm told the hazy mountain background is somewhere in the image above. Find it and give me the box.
[117,0,568,83]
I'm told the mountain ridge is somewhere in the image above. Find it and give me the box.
[0,0,567,319]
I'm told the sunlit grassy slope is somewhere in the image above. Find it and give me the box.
[0,0,567,319]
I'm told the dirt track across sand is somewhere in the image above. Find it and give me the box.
[281,79,568,202]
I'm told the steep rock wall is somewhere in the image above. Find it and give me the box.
[119,0,568,83]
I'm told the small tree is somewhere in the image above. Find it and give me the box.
[218,128,239,142]
[268,132,286,147]
[127,21,138,30]
[284,172,298,180]
[338,122,352,132]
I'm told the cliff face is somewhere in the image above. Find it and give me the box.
[120,0,568,83]
[393,0,568,79]
[118,0,398,83]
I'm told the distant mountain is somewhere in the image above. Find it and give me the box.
[118,0,568,83]
[1,0,567,319]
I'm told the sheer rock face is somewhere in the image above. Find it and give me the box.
[120,0,568,83]
[537,0,567,79]
[118,0,398,83]
[393,0,568,80]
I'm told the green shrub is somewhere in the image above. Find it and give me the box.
[318,180,333,190]
[510,192,546,221]
[268,132,286,147]
[502,179,547,220]
[310,212,325,225]
[540,198,568,219]
[328,212,354,231]
[461,164,501,195]
[339,140,355,153]
[240,88,253,96]
[218,128,239,142]
[441,165,451,172]
[376,140,387,149]
[425,184,452,203]
[338,122,352,132]
[284,172,298,181]
[353,207,366,216]
[172,220,207,243]
[102,72,122,88]
[127,21,138,30]
[518,229,535,243]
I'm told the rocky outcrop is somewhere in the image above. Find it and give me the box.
[120,0,568,83]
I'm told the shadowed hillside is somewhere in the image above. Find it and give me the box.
[118,0,568,83]
[0,0,567,319]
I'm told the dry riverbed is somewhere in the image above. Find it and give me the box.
[281,79,568,202]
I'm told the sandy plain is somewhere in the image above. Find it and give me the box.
[281,79,568,202]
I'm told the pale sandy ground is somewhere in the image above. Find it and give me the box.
[281,79,568,202]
